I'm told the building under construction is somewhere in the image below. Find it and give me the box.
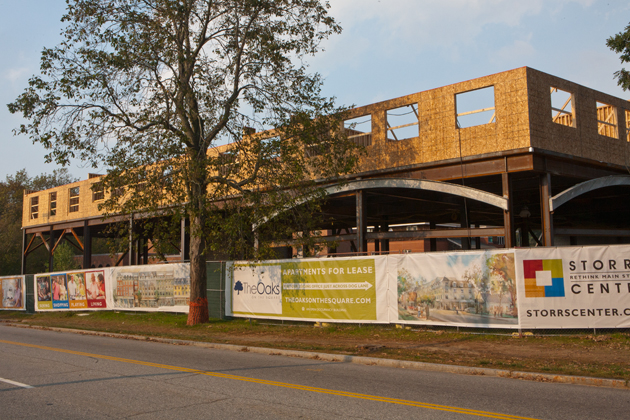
[20,67,630,272]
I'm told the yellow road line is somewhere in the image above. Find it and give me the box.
[0,339,538,420]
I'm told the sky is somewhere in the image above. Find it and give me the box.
[1,0,629,181]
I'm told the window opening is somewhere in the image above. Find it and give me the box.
[456,86,495,128]
[344,115,372,147]
[550,87,575,127]
[49,192,57,216]
[596,101,618,138]
[218,150,239,176]
[626,110,630,142]
[92,182,105,201]
[387,104,419,141]
[69,187,80,213]
[30,196,39,219]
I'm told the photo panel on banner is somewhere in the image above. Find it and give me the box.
[227,256,389,322]
[390,250,518,328]
[0,276,26,310]
[35,269,107,311]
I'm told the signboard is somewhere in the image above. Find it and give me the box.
[109,263,190,312]
[391,251,518,328]
[35,270,107,311]
[0,276,25,311]
[516,245,630,328]
[228,256,388,322]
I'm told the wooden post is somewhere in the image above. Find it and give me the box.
[502,172,514,248]
[356,190,367,254]
[460,203,471,250]
[540,173,554,246]
[83,221,92,269]
[180,217,189,262]
[48,226,55,272]
[129,214,135,266]
[21,229,26,275]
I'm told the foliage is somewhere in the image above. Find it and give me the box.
[607,23,630,91]
[0,169,77,275]
[8,0,358,324]
[52,242,81,272]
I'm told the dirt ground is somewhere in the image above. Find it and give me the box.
[2,312,629,380]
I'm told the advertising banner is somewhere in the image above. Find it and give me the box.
[0,276,25,311]
[228,256,388,322]
[516,245,630,329]
[391,251,518,328]
[35,269,107,311]
[109,263,190,313]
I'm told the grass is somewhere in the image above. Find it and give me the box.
[1,310,629,381]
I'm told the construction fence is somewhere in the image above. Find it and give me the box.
[8,244,630,330]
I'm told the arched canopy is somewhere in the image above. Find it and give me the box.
[254,178,508,230]
[550,175,630,211]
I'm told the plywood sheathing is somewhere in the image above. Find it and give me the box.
[526,67,629,167]
[344,67,532,174]
[22,67,630,229]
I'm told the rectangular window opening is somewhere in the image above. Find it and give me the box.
[344,115,372,147]
[596,101,618,138]
[218,150,239,176]
[49,192,57,216]
[550,87,575,127]
[92,182,105,201]
[456,86,495,129]
[626,110,630,142]
[387,104,419,141]
[69,187,80,213]
[30,196,39,219]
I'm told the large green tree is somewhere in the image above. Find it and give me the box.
[607,23,630,90]
[0,169,77,275]
[9,0,358,324]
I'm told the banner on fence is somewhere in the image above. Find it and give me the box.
[0,276,25,310]
[391,251,518,328]
[35,270,107,311]
[227,256,388,322]
[516,246,630,328]
[109,263,190,313]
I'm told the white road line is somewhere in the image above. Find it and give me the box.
[0,377,33,389]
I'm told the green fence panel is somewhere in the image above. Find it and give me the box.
[25,275,35,314]
[206,261,227,320]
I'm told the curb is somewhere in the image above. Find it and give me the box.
[5,322,629,390]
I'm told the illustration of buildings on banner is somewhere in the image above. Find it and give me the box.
[113,268,190,308]
[397,252,518,325]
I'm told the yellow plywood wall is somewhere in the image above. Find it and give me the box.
[526,68,629,165]
[345,67,532,172]
[23,67,630,228]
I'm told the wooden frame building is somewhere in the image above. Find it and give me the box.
[21,67,630,272]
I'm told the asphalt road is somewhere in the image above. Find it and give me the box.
[0,324,628,419]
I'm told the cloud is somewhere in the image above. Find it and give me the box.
[490,36,536,65]
[4,67,30,83]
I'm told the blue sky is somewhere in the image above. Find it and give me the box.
[1,0,629,181]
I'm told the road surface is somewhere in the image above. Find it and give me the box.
[0,324,627,419]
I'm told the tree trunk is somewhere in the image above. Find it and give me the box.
[187,212,208,325]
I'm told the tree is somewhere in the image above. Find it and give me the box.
[607,24,630,90]
[9,1,358,325]
[0,169,77,275]
[53,243,81,272]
